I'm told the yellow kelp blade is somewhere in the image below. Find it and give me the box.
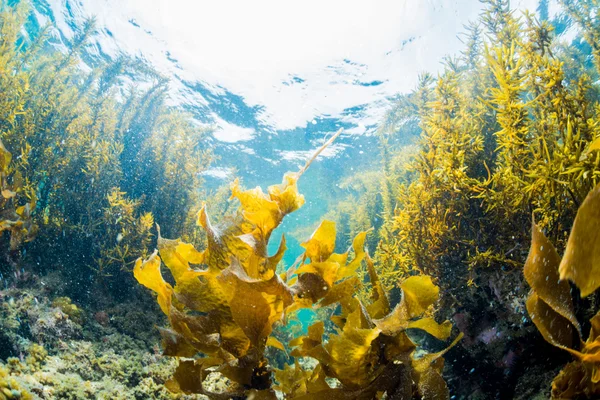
[526,291,578,350]
[589,137,600,152]
[337,230,369,280]
[401,275,440,318]
[326,306,382,386]
[365,252,390,319]
[230,178,281,236]
[267,172,305,215]
[296,261,339,287]
[301,220,336,262]
[373,300,410,336]
[266,336,286,352]
[217,259,293,346]
[158,233,229,315]
[408,318,453,341]
[0,138,11,172]
[133,251,172,315]
[318,276,361,308]
[524,221,581,335]
[412,333,463,400]
[559,184,600,297]
[197,205,249,271]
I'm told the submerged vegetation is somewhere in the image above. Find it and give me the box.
[524,184,600,399]
[0,1,212,293]
[134,135,463,399]
[1,0,600,399]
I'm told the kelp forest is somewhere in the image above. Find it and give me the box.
[1,0,600,399]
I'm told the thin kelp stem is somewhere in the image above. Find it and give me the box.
[297,128,343,178]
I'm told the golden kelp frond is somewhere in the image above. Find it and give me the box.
[288,261,460,399]
[133,250,172,315]
[136,154,461,398]
[218,258,293,346]
[230,171,304,241]
[411,333,463,400]
[300,220,336,262]
[524,184,600,398]
[558,184,600,297]
[0,138,37,252]
[524,220,581,347]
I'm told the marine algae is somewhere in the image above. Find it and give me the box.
[0,138,37,257]
[134,129,461,399]
[0,2,213,287]
[524,184,600,399]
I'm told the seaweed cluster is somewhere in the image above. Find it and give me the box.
[0,1,212,292]
[0,138,37,260]
[134,135,461,399]
[524,184,600,399]
[374,0,600,288]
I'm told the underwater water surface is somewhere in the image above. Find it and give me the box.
[1,0,600,399]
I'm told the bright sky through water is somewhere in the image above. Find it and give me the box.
[50,0,538,140]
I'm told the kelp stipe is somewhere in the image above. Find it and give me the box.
[134,128,462,399]
[524,184,600,398]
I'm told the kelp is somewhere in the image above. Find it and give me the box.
[134,129,461,399]
[524,184,600,399]
[0,138,37,257]
[369,0,600,296]
[0,2,212,287]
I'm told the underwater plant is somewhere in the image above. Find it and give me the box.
[0,138,37,264]
[0,2,213,293]
[134,130,462,399]
[523,183,600,398]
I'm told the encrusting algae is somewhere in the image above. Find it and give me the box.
[524,183,600,399]
[134,129,462,399]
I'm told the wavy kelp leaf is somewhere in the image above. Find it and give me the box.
[524,221,581,336]
[166,358,232,399]
[323,304,381,387]
[231,179,280,234]
[219,320,251,358]
[318,276,361,308]
[401,275,440,318]
[301,220,337,262]
[165,359,204,394]
[291,355,412,400]
[372,275,440,336]
[133,251,172,314]
[526,292,578,350]
[289,321,325,358]
[218,258,293,346]
[412,333,463,400]
[559,184,600,297]
[383,331,417,361]
[266,336,286,352]
[373,300,410,336]
[266,234,287,273]
[274,360,310,397]
[296,261,339,287]
[337,230,369,279]
[0,139,11,172]
[551,361,600,399]
[267,172,305,215]
[197,205,249,271]
[159,327,198,357]
[365,252,390,319]
[408,318,453,341]
[168,307,221,353]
